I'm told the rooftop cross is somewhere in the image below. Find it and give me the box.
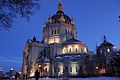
[104,35,107,42]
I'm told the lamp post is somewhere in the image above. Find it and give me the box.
[96,66,99,77]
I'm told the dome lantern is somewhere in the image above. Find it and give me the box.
[58,2,62,11]
[103,35,107,42]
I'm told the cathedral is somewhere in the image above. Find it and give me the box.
[22,3,119,78]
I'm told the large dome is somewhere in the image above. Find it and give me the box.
[50,2,71,24]
[51,10,71,24]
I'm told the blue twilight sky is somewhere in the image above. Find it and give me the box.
[0,0,120,72]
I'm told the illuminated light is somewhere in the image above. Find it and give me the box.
[49,38,53,44]
[113,46,117,51]
[12,76,15,78]
[10,68,14,70]
[48,18,52,23]
[113,46,116,49]
[63,44,88,54]
[30,72,35,77]
[100,50,102,53]
[45,38,48,43]
[71,18,74,24]
[63,48,67,53]
[49,38,60,44]
[68,45,72,53]
[55,38,60,43]
[59,15,65,21]
[84,47,87,53]
[99,68,106,74]
[69,64,79,75]
[44,22,46,27]
[107,48,110,52]
[39,65,41,67]
[19,72,22,75]
[40,72,44,76]
[96,67,99,69]
[58,65,63,76]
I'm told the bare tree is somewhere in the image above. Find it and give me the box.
[0,0,40,30]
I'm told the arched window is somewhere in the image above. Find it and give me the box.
[75,48,78,52]
[81,48,84,53]
[45,68,47,72]
[64,49,67,53]
[76,67,78,72]
[69,48,71,52]
[54,38,55,42]
[54,30,56,34]
[100,50,102,53]
[58,68,60,72]
[65,29,67,34]
[52,30,53,34]
[57,30,59,34]
[64,67,68,72]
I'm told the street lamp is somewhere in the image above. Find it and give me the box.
[96,66,99,77]
[96,66,99,69]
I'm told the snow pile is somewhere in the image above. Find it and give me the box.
[27,77,120,80]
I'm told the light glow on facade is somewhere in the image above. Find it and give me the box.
[63,44,87,54]
[99,68,106,74]
[48,38,60,44]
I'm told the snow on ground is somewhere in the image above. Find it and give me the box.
[28,77,120,80]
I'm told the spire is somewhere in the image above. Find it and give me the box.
[33,36,36,41]
[58,2,62,11]
[103,35,107,42]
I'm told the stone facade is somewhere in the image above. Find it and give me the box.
[22,3,119,78]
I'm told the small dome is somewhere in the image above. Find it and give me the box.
[99,41,114,48]
[98,35,114,48]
